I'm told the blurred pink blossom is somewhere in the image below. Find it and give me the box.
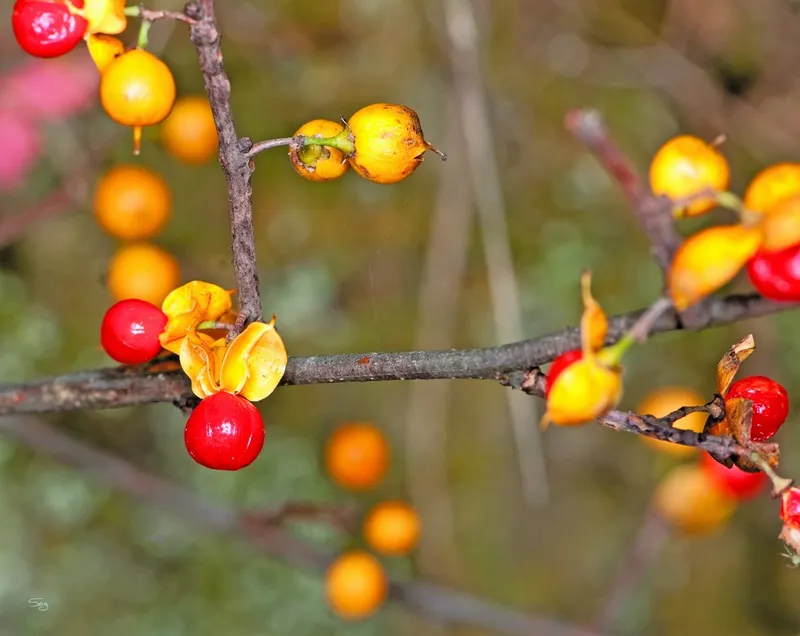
[2,53,98,122]
[0,112,41,190]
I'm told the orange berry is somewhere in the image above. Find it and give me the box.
[363,501,421,556]
[760,194,800,253]
[325,551,388,620]
[667,224,763,311]
[290,119,349,182]
[649,135,730,217]
[106,242,180,306]
[324,422,389,491]
[99,49,176,154]
[347,103,428,184]
[160,96,219,164]
[653,463,737,535]
[744,163,800,215]
[93,164,172,240]
[637,387,707,458]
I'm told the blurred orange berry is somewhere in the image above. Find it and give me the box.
[760,194,800,253]
[653,463,737,535]
[347,103,428,184]
[93,164,172,240]
[160,96,219,164]
[744,163,800,215]
[100,49,176,154]
[363,501,421,556]
[667,224,763,311]
[649,135,729,217]
[290,119,349,182]
[637,387,707,457]
[325,551,388,620]
[325,422,389,491]
[107,242,180,306]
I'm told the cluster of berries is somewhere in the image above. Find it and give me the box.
[323,423,420,620]
[649,136,800,309]
[289,103,444,185]
[637,379,789,534]
[100,281,288,471]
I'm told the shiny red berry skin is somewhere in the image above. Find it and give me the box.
[747,244,800,302]
[184,392,265,471]
[726,375,789,442]
[781,487,800,527]
[100,299,167,365]
[11,0,88,59]
[545,349,583,397]
[700,452,768,500]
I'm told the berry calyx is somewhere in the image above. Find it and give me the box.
[100,298,167,365]
[545,349,583,397]
[649,134,730,217]
[363,501,421,556]
[747,244,800,302]
[325,551,388,620]
[700,452,768,500]
[290,119,349,182]
[99,48,176,154]
[725,375,789,442]
[324,422,389,491]
[93,164,172,241]
[347,103,435,185]
[184,391,265,470]
[12,0,88,59]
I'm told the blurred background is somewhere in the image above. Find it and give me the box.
[2,0,800,634]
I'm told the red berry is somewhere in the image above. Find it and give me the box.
[100,299,167,365]
[726,375,789,442]
[184,392,265,471]
[747,244,800,302]
[781,487,800,527]
[545,349,583,397]
[11,0,88,59]
[700,452,768,500]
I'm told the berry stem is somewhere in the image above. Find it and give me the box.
[300,128,355,156]
[136,19,153,49]
[748,452,794,497]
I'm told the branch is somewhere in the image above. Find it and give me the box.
[0,415,597,636]
[187,0,262,329]
[565,109,682,272]
[0,292,794,416]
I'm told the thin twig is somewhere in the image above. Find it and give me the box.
[0,292,794,418]
[0,415,598,636]
[127,4,197,24]
[187,0,262,330]
[565,108,682,273]
[247,137,296,157]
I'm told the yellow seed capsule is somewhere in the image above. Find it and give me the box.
[347,103,428,184]
[744,163,800,215]
[542,356,622,427]
[760,194,800,253]
[160,281,234,354]
[290,119,349,182]
[219,318,288,402]
[85,34,124,73]
[580,271,607,351]
[649,135,730,217]
[667,224,763,311]
[638,387,708,458]
[653,463,737,535]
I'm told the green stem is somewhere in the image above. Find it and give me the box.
[301,128,355,155]
[137,19,153,49]
[123,5,142,17]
